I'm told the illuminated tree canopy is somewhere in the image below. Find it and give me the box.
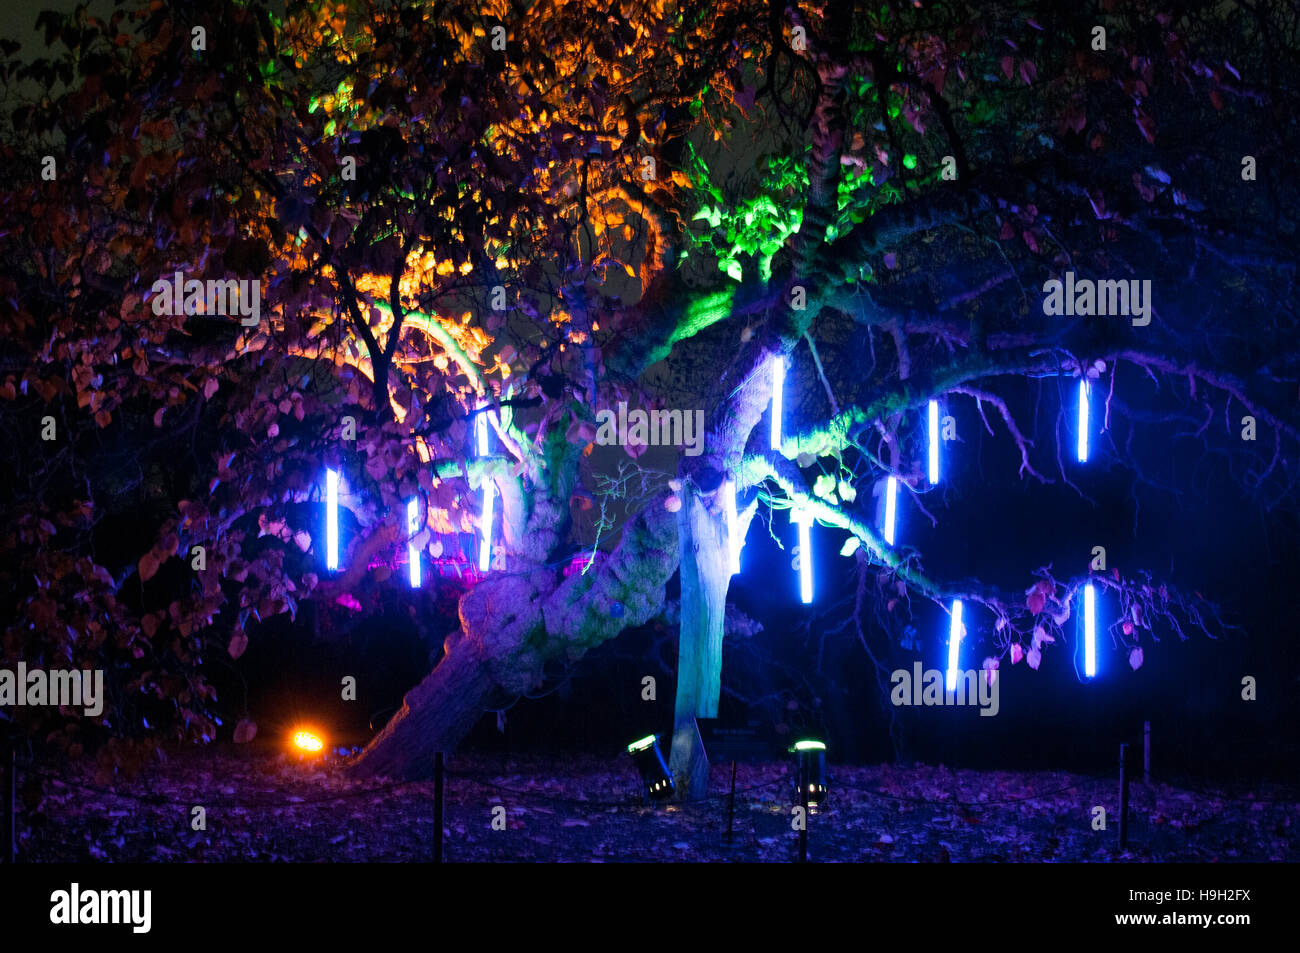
[2,0,1296,786]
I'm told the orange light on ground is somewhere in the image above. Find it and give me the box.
[291,729,325,754]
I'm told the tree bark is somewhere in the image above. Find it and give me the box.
[349,643,496,779]
[669,484,731,797]
[349,498,680,780]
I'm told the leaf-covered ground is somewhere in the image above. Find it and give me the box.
[15,746,1297,862]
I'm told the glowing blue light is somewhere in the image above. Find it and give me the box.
[325,469,339,571]
[946,599,964,692]
[479,482,494,572]
[723,480,741,575]
[770,354,784,451]
[475,403,491,456]
[928,400,940,485]
[883,476,898,546]
[1084,582,1097,678]
[794,509,813,604]
[1077,379,1090,463]
[476,400,494,572]
[407,498,421,588]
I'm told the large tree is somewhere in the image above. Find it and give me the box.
[2,0,1296,790]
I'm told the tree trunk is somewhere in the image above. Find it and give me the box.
[349,499,681,780]
[669,714,709,801]
[349,644,496,779]
[669,483,730,797]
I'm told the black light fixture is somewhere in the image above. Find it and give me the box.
[627,734,675,801]
[790,739,828,808]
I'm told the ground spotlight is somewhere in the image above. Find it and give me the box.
[626,734,675,801]
[291,728,325,755]
[790,739,827,808]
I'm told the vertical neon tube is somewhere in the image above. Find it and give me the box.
[475,404,490,457]
[1077,379,1090,463]
[478,482,493,572]
[946,599,964,692]
[795,510,813,604]
[1084,583,1097,678]
[770,354,784,451]
[724,480,741,575]
[407,498,421,588]
[325,468,339,571]
[928,400,940,485]
[884,475,898,546]
[476,400,493,572]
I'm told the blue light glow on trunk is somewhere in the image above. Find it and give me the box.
[770,354,784,451]
[479,483,494,572]
[724,480,741,575]
[477,401,494,572]
[475,403,490,457]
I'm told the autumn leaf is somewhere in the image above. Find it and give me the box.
[982,657,999,685]
[566,418,596,445]
[1134,108,1156,144]
[138,552,159,582]
[1129,647,1144,671]
[228,630,249,659]
[1026,588,1046,616]
[233,719,258,744]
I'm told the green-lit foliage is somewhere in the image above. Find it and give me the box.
[683,143,807,284]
